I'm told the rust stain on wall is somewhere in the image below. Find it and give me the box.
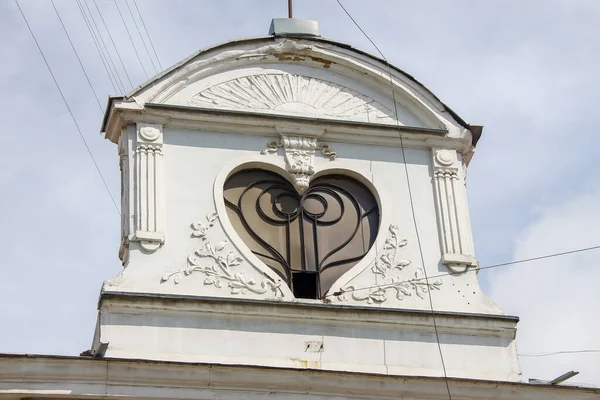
[308,56,333,68]
[275,53,305,62]
[273,53,334,68]
[290,358,321,369]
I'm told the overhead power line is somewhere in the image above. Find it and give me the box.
[50,0,103,112]
[75,0,119,94]
[92,0,134,90]
[132,0,162,70]
[124,0,158,74]
[113,0,149,79]
[80,0,127,94]
[326,244,600,298]
[519,350,600,357]
[15,0,120,215]
[335,1,453,399]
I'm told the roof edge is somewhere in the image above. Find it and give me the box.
[1,353,598,395]
[109,35,472,131]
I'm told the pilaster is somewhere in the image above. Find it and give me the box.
[432,148,477,272]
[134,123,165,251]
[119,123,165,262]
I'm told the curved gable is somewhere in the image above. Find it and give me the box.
[123,37,469,137]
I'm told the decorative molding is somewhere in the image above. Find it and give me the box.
[260,139,281,155]
[335,225,442,304]
[161,213,284,299]
[139,125,161,141]
[107,106,461,155]
[188,73,397,124]
[432,149,477,272]
[319,144,337,161]
[261,135,337,193]
[132,123,165,251]
[435,149,455,166]
[275,124,325,138]
[283,136,316,193]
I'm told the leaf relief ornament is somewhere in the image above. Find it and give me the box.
[336,225,442,304]
[161,213,284,298]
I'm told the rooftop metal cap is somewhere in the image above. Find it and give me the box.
[269,18,320,37]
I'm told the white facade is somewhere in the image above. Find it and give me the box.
[94,33,518,382]
[2,21,596,400]
[105,36,487,309]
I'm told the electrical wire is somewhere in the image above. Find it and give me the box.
[132,0,163,70]
[92,0,134,90]
[81,0,127,94]
[519,350,600,357]
[335,1,452,398]
[113,0,149,79]
[326,244,600,298]
[50,0,103,113]
[124,0,158,74]
[15,0,120,216]
[75,0,119,94]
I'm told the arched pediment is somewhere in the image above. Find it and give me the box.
[123,37,471,138]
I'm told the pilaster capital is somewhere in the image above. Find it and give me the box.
[433,148,459,170]
[137,123,163,145]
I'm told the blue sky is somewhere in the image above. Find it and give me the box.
[1,0,599,386]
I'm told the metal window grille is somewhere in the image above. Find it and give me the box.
[224,169,379,298]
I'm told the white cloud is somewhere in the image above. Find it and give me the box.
[488,184,600,385]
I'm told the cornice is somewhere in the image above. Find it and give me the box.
[104,102,475,158]
[0,354,598,400]
[99,291,518,339]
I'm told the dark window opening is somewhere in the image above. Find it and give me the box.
[292,271,319,299]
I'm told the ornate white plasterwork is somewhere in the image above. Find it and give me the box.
[432,149,478,273]
[261,135,337,193]
[161,213,284,298]
[118,123,166,259]
[189,73,397,124]
[334,225,442,304]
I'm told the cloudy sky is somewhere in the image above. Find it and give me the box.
[1,0,599,387]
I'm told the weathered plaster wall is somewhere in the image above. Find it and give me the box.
[97,295,521,382]
[2,355,595,400]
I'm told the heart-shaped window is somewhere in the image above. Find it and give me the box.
[223,169,379,298]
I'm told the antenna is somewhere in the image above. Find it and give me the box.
[529,370,580,386]
[288,0,293,18]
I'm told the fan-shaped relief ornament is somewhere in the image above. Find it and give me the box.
[161,212,284,298]
[189,74,396,124]
[335,225,442,304]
